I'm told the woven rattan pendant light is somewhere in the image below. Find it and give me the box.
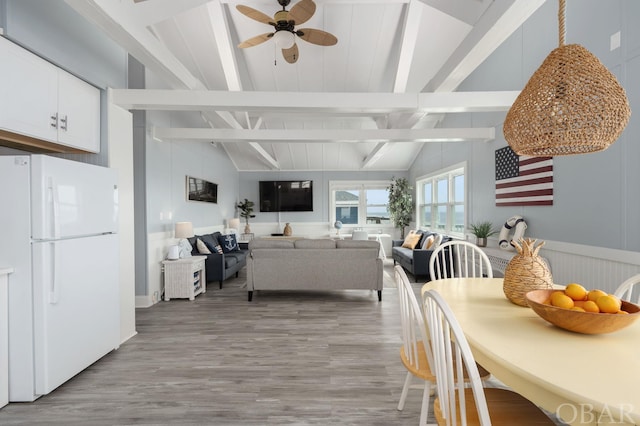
[503,0,631,156]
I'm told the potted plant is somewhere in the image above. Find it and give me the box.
[387,177,414,238]
[236,198,256,233]
[469,221,497,247]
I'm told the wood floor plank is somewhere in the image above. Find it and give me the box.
[0,260,434,425]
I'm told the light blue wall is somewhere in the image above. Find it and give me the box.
[144,69,241,235]
[239,170,407,224]
[411,0,640,252]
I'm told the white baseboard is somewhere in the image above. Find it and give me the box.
[135,295,154,308]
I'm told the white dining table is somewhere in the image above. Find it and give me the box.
[330,233,391,259]
[421,278,640,426]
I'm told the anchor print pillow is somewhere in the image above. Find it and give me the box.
[217,233,239,253]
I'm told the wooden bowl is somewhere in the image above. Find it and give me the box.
[525,289,640,334]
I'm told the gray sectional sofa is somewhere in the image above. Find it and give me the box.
[247,238,383,301]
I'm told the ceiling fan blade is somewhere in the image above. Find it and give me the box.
[288,0,315,25]
[238,33,273,48]
[282,43,299,64]
[236,5,276,26]
[297,28,337,46]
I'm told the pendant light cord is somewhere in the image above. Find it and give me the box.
[558,0,566,46]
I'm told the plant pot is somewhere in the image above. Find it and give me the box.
[476,237,487,247]
[244,223,251,234]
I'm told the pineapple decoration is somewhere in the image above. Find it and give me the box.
[503,238,553,307]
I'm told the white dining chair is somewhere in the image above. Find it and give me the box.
[422,289,556,425]
[429,240,493,280]
[395,266,436,426]
[614,273,640,304]
[395,266,490,426]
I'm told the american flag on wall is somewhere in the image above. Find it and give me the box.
[495,146,553,206]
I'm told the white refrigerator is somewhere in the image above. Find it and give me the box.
[0,155,120,402]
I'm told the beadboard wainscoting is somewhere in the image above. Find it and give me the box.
[483,238,640,294]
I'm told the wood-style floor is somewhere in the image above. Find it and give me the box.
[0,260,564,425]
[0,260,419,425]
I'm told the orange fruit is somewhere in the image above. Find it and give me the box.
[582,300,600,313]
[587,289,607,302]
[550,291,566,304]
[617,310,629,315]
[551,293,574,310]
[609,294,622,309]
[565,283,588,301]
[596,295,620,314]
[570,306,586,312]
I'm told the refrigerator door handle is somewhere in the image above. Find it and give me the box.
[49,242,59,304]
[48,177,61,240]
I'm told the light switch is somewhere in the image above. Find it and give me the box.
[610,31,621,51]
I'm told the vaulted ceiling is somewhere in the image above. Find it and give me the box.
[64,0,546,171]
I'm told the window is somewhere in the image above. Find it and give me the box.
[330,181,391,228]
[416,163,466,236]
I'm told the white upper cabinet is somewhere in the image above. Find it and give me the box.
[56,69,100,153]
[0,37,100,153]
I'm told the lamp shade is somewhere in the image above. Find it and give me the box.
[174,222,194,239]
[503,44,630,156]
[503,0,630,156]
[228,218,241,231]
[273,30,295,49]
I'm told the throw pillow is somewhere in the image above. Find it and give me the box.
[431,233,443,249]
[178,239,193,258]
[196,238,211,254]
[217,233,239,253]
[402,232,422,249]
[213,244,224,254]
[421,235,436,250]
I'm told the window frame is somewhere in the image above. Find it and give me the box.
[329,180,392,229]
[416,162,467,238]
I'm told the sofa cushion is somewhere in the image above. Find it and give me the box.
[336,240,379,250]
[196,238,211,254]
[249,239,295,249]
[218,233,239,253]
[392,246,414,264]
[402,232,422,249]
[421,233,443,250]
[225,255,238,268]
[294,239,336,249]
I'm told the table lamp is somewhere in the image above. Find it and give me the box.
[171,221,194,259]
[227,217,241,235]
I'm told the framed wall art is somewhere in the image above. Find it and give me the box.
[186,176,218,204]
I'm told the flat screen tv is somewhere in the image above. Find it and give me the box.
[259,180,313,212]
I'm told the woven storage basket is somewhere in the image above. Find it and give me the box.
[503,0,630,156]
[503,238,553,307]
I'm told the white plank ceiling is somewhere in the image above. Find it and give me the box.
[65,0,546,171]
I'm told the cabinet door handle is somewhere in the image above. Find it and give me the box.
[59,115,68,131]
[50,112,58,129]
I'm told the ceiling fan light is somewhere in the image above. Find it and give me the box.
[273,30,295,49]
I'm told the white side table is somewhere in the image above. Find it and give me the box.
[0,267,13,409]
[162,256,206,301]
